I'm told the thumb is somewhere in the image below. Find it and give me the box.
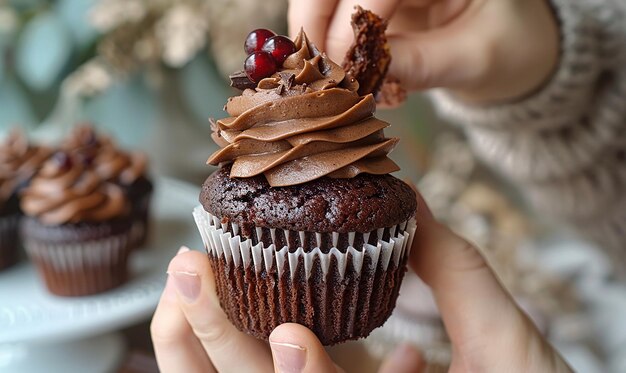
[388,30,482,92]
[269,323,344,373]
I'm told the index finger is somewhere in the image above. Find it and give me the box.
[288,0,339,48]
[325,0,402,62]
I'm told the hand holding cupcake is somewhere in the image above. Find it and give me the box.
[155,24,568,371]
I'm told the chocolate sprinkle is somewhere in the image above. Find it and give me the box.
[229,70,256,90]
[278,72,296,89]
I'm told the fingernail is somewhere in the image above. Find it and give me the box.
[177,246,190,255]
[169,271,200,303]
[270,341,306,373]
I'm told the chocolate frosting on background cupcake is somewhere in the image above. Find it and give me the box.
[21,152,128,225]
[61,124,153,247]
[0,130,51,209]
[61,124,148,186]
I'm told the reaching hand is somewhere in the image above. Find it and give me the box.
[151,192,571,372]
[288,0,559,104]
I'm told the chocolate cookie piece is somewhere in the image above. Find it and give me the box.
[342,6,392,97]
[229,70,256,90]
[201,165,416,235]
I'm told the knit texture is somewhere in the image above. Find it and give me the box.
[430,0,626,268]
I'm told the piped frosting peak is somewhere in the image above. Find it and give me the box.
[208,30,399,187]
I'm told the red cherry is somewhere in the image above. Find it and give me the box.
[244,51,277,83]
[244,29,276,55]
[261,36,296,66]
[52,151,73,171]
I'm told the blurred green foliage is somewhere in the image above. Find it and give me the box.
[0,1,100,128]
[0,0,230,136]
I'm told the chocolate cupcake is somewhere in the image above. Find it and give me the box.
[194,29,417,345]
[62,124,153,248]
[0,130,51,270]
[21,152,133,296]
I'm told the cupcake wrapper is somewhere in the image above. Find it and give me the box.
[0,214,21,270]
[130,193,152,248]
[193,206,417,345]
[24,232,132,297]
[130,220,145,246]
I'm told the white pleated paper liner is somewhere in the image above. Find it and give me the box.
[193,205,417,345]
[0,214,21,270]
[24,228,132,297]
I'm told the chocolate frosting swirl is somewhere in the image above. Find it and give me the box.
[0,130,51,204]
[21,154,128,225]
[62,124,147,185]
[208,30,399,187]
[93,148,148,185]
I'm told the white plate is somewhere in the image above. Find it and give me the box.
[0,178,202,344]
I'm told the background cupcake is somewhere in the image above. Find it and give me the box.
[62,124,153,248]
[21,151,133,296]
[0,130,51,270]
[194,28,417,345]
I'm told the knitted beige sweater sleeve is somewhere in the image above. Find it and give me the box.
[430,0,626,264]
